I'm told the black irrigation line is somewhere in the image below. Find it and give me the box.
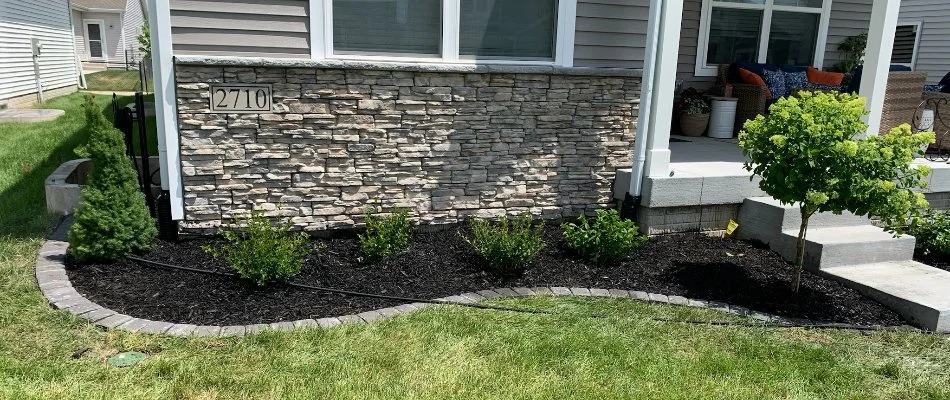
[126,256,935,334]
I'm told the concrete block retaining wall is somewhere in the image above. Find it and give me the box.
[175,62,641,232]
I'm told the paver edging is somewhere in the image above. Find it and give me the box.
[36,238,798,338]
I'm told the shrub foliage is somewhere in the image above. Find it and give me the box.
[359,207,412,262]
[904,209,950,257]
[739,91,933,291]
[562,209,647,264]
[463,214,545,275]
[204,212,310,286]
[68,98,157,262]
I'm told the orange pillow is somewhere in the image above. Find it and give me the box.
[806,67,845,86]
[738,68,772,99]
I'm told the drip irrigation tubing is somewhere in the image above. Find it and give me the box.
[126,256,937,334]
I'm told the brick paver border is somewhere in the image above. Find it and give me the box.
[36,236,799,337]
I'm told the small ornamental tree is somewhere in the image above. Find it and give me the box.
[739,91,933,292]
[137,20,151,59]
[68,98,157,263]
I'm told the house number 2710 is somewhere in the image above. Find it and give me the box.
[209,85,273,113]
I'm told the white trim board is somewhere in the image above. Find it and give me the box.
[308,0,577,67]
[694,0,831,77]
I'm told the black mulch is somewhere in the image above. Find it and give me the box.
[914,250,950,273]
[65,225,905,326]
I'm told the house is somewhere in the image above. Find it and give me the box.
[0,0,80,109]
[895,1,950,85]
[143,0,944,233]
[71,0,148,71]
[138,0,950,331]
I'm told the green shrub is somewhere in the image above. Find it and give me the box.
[68,97,157,263]
[562,209,647,264]
[739,91,933,291]
[905,209,950,257]
[463,214,545,275]
[204,212,311,286]
[359,207,412,262]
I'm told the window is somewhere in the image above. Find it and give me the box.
[459,0,558,60]
[320,0,576,65]
[891,23,921,68]
[333,0,442,56]
[696,0,829,76]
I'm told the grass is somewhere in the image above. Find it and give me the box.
[84,70,153,92]
[2,93,950,399]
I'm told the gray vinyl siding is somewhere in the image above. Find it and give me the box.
[823,0,872,70]
[0,0,79,103]
[899,0,950,84]
[572,0,649,69]
[123,0,146,63]
[72,9,86,61]
[169,0,310,58]
[676,0,713,88]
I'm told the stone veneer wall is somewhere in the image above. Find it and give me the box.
[175,61,640,232]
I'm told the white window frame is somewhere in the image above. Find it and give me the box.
[694,0,831,77]
[83,19,108,62]
[892,21,922,69]
[310,0,577,67]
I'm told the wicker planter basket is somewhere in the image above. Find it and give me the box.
[680,113,710,136]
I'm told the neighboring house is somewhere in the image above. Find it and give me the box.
[895,1,950,84]
[0,0,80,109]
[71,0,147,71]
[142,0,915,235]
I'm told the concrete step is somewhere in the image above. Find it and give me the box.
[823,261,950,331]
[770,225,915,270]
[738,197,869,235]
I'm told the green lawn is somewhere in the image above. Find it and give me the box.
[84,70,153,92]
[2,93,950,399]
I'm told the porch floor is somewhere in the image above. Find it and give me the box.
[662,134,950,203]
[669,135,747,178]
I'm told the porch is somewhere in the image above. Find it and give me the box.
[615,135,950,234]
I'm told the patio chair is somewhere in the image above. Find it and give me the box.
[715,65,768,133]
[919,91,950,151]
[879,71,927,134]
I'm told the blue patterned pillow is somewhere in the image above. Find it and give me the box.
[804,81,844,92]
[925,84,945,93]
[784,71,807,91]
[763,69,787,98]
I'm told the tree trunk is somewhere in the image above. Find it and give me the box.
[792,211,811,293]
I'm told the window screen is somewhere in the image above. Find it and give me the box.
[891,24,919,65]
[459,0,557,60]
[333,0,442,56]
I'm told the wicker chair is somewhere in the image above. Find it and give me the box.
[879,71,927,134]
[716,65,768,133]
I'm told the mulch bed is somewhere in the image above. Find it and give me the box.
[914,250,950,273]
[65,225,905,327]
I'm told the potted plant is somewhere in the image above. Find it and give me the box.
[679,97,711,137]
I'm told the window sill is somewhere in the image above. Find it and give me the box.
[174,55,644,78]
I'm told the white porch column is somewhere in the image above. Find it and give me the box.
[147,0,184,219]
[859,0,902,136]
[642,0,684,178]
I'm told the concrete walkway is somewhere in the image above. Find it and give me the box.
[824,261,950,331]
[0,109,64,123]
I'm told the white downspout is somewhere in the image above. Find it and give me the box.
[629,0,664,198]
